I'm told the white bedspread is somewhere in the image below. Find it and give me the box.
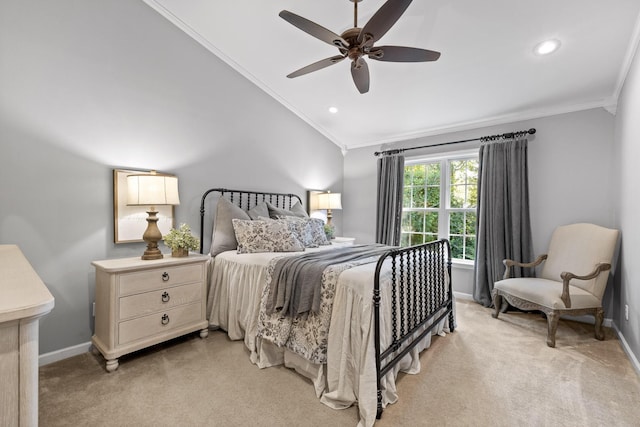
[206,246,449,427]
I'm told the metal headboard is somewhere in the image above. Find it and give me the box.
[199,188,303,254]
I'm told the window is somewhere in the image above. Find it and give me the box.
[401,153,478,261]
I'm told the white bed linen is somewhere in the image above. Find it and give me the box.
[206,247,449,427]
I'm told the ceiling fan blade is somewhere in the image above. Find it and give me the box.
[287,55,346,78]
[369,46,441,62]
[358,0,413,44]
[279,10,349,49]
[351,58,370,94]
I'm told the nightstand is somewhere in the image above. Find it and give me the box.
[331,236,356,246]
[91,254,209,372]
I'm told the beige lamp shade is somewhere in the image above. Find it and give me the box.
[126,171,180,260]
[127,173,180,206]
[316,192,342,210]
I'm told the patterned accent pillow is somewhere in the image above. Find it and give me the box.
[232,219,305,254]
[272,215,316,247]
[274,216,330,247]
[308,218,330,246]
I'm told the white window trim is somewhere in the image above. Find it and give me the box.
[404,148,479,262]
[405,148,479,165]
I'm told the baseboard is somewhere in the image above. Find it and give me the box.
[39,341,92,367]
[453,291,474,301]
[613,323,640,377]
[564,314,614,329]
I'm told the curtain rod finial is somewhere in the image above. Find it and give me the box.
[528,128,536,135]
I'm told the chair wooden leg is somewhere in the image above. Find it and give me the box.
[546,312,559,348]
[492,292,501,319]
[594,308,605,341]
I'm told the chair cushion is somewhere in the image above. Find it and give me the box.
[541,223,619,299]
[494,278,601,310]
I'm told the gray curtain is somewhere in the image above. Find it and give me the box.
[473,138,534,307]
[376,154,405,246]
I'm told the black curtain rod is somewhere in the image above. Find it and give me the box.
[374,128,537,157]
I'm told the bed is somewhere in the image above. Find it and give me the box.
[200,188,455,426]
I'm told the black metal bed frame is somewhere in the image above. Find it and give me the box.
[199,188,302,255]
[199,188,455,421]
[373,239,454,419]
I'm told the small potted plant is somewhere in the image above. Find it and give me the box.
[163,223,200,257]
[324,223,335,240]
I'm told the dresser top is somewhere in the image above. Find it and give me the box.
[92,253,210,272]
[0,245,55,323]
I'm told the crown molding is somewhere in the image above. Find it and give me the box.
[345,99,613,151]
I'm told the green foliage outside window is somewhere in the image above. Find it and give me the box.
[401,158,478,261]
[449,159,478,209]
[449,211,477,259]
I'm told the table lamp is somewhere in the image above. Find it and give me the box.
[126,171,180,260]
[316,191,342,227]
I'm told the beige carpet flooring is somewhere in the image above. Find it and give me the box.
[39,300,640,426]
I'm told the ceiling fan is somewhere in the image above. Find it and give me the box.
[279,0,440,94]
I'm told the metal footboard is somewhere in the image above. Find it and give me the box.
[373,239,454,419]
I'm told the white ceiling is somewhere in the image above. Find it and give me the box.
[143,0,640,151]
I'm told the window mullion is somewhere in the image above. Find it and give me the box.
[440,159,448,241]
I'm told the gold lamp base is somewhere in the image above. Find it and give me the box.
[141,209,163,260]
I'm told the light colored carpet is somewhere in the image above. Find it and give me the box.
[39,300,640,426]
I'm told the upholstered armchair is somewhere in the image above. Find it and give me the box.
[491,223,619,347]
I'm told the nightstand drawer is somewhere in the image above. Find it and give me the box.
[118,301,202,345]
[119,282,202,320]
[119,264,203,296]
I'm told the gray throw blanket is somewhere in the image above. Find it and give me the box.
[266,244,391,317]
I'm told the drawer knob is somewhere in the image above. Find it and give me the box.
[161,291,170,303]
[161,314,170,325]
[161,272,170,282]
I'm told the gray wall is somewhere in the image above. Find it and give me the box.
[0,0,342,354]
[343,108,617,304]
[1,0,636,368]
[613,34,640,363]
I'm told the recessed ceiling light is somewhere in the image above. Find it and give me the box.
[534,39,561,55]
[329,107,338,114]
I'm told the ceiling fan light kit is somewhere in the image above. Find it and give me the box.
[279,0,440,94]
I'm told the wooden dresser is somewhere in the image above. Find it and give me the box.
[91,254,209,372]
[0,245,55,427]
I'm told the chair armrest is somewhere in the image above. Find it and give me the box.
[559,262,612,308]
[502,254,548,279]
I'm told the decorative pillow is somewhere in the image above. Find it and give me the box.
[232,219,305,254]
[308,218,330,246]
[210,197,250,256]
[267,202,308,219]
[274,215,330,247]
[290,201,309,217]
[272,215,316,247]
[247,202,269,220]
